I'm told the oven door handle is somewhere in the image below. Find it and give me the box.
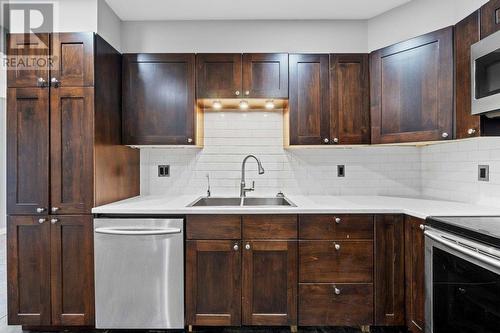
[425,230,500,270]
[95,227,182,236]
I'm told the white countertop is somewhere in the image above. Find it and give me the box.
[92,195,500,220]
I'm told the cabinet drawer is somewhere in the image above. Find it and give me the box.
[299,283,373,326]
[299,241,373,283]
[187,215,241,239]
[242,215,297,239]
[299,214,374,240]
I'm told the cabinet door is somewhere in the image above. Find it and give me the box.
[374,215,405,326]
[7,216,51,325]
[242,53,288,98]
[186,240,241,326]
[50,87,94,214]
[289,54,330,145]
[456,11,481,139]
[405,216,425,332]
[197,54,242,98]
[122,54,196,145]
[330,54,370,144]
[481,0,500,39]
[370,27,453,143]
[51,32,94,87]
[7,33,50,88]
[7,88,50,215]
[50,215,94,326]
[242,241,297,326]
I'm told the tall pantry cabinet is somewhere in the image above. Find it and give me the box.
[6,32,139,327]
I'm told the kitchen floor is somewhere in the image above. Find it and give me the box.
[0,234,405,333]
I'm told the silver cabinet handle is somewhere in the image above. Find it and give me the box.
[38,218,46,224]
[333,138,339,144]
[233,243,239,251]
[36,207,46,213]
[37,77,47,87]
[245,90,250,96]
[335,217,341,224]
[442,132,449,139]
[420,224,425,231]
[51,77,60,88]
[50,218,59,224]
[334,243,341,251]
[333,285,341,295]
[235,90,240,96]
[245,243,251,250]
[187,138,193,143]
[51,207,60,213]
[95,227,181,236]
[468,128,477,135]
[323,138,329,144]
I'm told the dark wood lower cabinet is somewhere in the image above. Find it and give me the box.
[242,241,297,326]
[299,283,374,326]
[186,240,242,326]
[405,217,425,332]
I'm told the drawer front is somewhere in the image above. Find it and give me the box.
[299,215,374,240]
[242,215,297,239]
[187,215,241,239]
[299,283,374,326]
[299,241,373,283]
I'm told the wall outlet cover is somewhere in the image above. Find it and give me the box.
[478,165,489,182]
[158,165,170,177]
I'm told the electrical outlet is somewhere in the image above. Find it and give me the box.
[337,165,345,177]
[478,165,489,182]
[158,165,170,177]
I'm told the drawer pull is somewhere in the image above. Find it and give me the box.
[233,243,239,251]
[245,243,251,250]
[335,217,341,224]
[334,243,341,251]
[333,285,341,295]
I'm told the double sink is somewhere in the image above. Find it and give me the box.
[189,197,296,207]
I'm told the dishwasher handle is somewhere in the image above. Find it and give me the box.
[95,227,182,236]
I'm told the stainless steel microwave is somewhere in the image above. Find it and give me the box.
[472,30,500,118]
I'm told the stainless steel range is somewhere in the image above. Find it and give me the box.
[424,216,500,333]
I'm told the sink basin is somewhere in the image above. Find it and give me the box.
[188,197,295,207]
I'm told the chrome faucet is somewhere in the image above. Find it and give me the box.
[240,155,265,198]
[206,173,211,197]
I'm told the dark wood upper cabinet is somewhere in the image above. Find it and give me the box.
[242,240,297,326]
[122,53,196,145]
[481,0,500,39]
[197,53,242,98]
[405,216,425,333]
[51,33,94,87]
[289,54,330,145]
[7,216,51,326]
[7,33,50,88]
[50,216,94,326]
[186,240,242,326]
[50,87,94,214]
[242,53,288,98]
[456,11,482,139]
[374,215,405,326]
[370,27,454,144]
[330,54,370,144]
[7,88,50,215]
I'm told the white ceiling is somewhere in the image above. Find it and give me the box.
[105,0,412,21]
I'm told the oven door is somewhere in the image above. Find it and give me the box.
[425,228,500,333]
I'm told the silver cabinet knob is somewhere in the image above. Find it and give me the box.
[187,138,193,143]
[36,207,46,213]
[38,218,46,224]
[245,243,251,250]
[235,90,240,96]
[335,217,341,224]
[334,243,341,251]
[467,128,477,135]
[233,243,239,251]
[50,77,60,88]
[37,77,47,87]
[420,224,425,231]
[442,132,449,139]
[333,138,339,144]
[245,90,250,96]
[51,207,60,213]
[333,286,341,295]
[50,218,59,224]
[323,138,329,144]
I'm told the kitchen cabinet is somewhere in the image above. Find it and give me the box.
[330,54,371,144]
[480,0,500,39]
[196,53,243,98]
[405,216,425,333]
[242,53,289,98]
[288,54,330,145]
[7,215,94,326]
[455,11,481,139]
[374,215,405,326]
[122,54,197,145]
[370,27,454,144]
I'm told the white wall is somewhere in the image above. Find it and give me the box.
[97,0,122,51]
[121,20,368,53]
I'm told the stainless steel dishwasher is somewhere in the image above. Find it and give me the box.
[94,218,184,329]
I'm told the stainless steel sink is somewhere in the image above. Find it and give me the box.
[188,197,295,207]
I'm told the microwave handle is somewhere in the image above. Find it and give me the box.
[425,230,500,270]
[95,227,181,236]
